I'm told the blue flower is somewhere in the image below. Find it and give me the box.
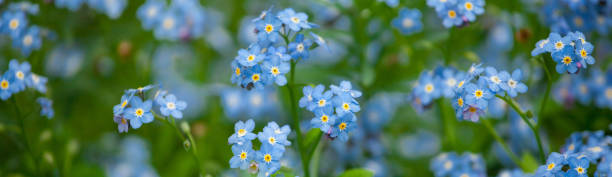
[92,0,127,19]
[262,122,291,145]
[9,2,40,15]
[55,0,85,11]
[430,152,459,177]
[231,60,244,86]
[229,141,255,170]
[137,0,165,30]
[458,0,485,22]
[466,63,483,81]
[113,115,129,133]
[575,41,595,69]
[572,78,591,105]
[310,32,330,52]
[113,93,134,116]
[499,69,528,98]
[2,11,28,39]
[484,67,504,93]
[299,85,315,109]
[15,25,42,56]
[378,0,399,7]
[0,72,16,100]
[156,94,187,119]
[427,0,457,12]
[535,152,564,176]
[242,65,266,90]
[228,119,257,145]
[255,15,282,44]
[532,38,551,56]
[310,106,336,133]
[267,46,291,62]
[124,97,154,129]
[391,8,423,35]
[451,94,466,119]
[37,97,54,119]
[262,55,289,86]
[330,113,356,142]
[568,156,589,177]
[288,34,312,60]
[126,85,155,95]
[333,94,360,117]
[26,73,47,93]
[277,8,311,32]
[414,72,441,105]
[258,122,290,150]
[154,10,183,40]
[437,67,463,98]
[311,85,333,113]
[441,6,463,28]
[237,45,265,67]
[8,59,31,92]
[552,46,579,74]
[461,106,484,122]
[547,33,571,53]
[464,82,493,109]
[331,80,362,99]
[256,143,283,177]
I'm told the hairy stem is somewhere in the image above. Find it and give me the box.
[496,95,546,163]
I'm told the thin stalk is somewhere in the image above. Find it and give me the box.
[536,56,553,131]
[285,60,308,177]
[496,95,546,163]
[480,117,525,170]
[12,97,39,175]
[437,100,456,150]
[152,113,204,176]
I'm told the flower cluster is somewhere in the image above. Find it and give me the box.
[426,0,485,28]
[228,119,291,177]
[409,66,464,112]
[552,68,612,109]
[1,59,52,119]
[300,81,361,142]
[540,0,611,34]
[451,64,527,122]
[231,8,323,90]
[391,8,423,35]
[137,0,206,40]
[532,31,596,74]
[112,85,187,133]
[430,152,486,177]
[55,0,127,19]
[1,4,43,57]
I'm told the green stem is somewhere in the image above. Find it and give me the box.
[496,95,546,163]
[152,113,204,176]
[536,56,553,131]
[12,97,39,175]
[480,117,525,170]
[437,100,456,150]
[285,60,308,177]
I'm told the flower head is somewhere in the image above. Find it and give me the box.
[255,15,282,44]
[124,97,154,129]
[37,97,54,119]
[277,8,311,32]
[156,93,187,119]
[238,45,265,67]
[262,55,290,86]
[330,113,357,142]
[230,142,255,170]
[499,69,528,98]
[288,34,312,60]
[8,59,31,92]
[391,8,423,35]
[228,119,257,145]
[137,0,165,30]
[464,82,493,109]
[310,106,336,133]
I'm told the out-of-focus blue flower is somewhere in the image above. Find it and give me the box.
[399,130,441,159]
[458,0,485,22]
[89,0,127,19]
[288,34,312,60]
[154,10,183,40]
[229,141,255,170]
[8,2,39,15]
[15,25,41,56]
[124,97,154,129]
[228,119,257,145]
[484,67,504,93]
[156,94,187,119]
[237,45,264,67]
[311,106,335,133]
[262,55,289,86]
[37,97,54,119]
[487,97,507,118]
[330,113,356,142]
[437,67,463,98]
[0,72,16,100]
[391,8,423,35]
[137,0,165,30]
[414,71,441,105]
[499,69,528,98]
[8,59,31,92]
[364,158,389,177]
[256,143,283,177]
[1,11,27,40]
[55,0,85,11]
[255,15,281,44]
[432,152,487,177]
[572,78,591,105]
[464,82,492,109]
[45,45,85,78]
[25,73,47,93]
[277,8,311,32]
[310,32,330,52]
[427,0,457,12]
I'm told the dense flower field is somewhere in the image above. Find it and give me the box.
[0,0,612,177]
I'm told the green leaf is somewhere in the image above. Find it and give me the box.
[303,129,322,151]
[521,153,539,173]
[337,169,374,177]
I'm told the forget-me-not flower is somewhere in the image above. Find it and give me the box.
[124,97,154,129]
[288,34,312,60]
[277,8,311,32]
[229,141,255,170]
[391,8,423,35]
[156,93,187,119]
[228,119,257,145]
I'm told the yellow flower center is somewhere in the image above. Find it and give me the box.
[16,71,24,80]
[321,115,328,123]
[465,2,473,10]
[457,98,464,107]
[318,99,326,107]
[508,80,517,88]
[555,42,564,50]
[23,35,33,46]
[235,67,241,76]
[252,74,260,82]
[576,167,584,174]
[547,163,555,170]
[342,103,350,110]
[135,108,144,117]
[265,24,274,33]
[268,137,276,144]
[238,129,246,136]
[606,88,612,99]
[574,17,583,27]
[291,17,300,23]
[468,107,477,113]
[569,144,575,150]
[425,84,434,93]
[448,10,457,18]
[163,17,175,29]
[264,154,272,162]
[121,118,127,124]
[580,84,587,94]
[9,19,19,29]
[271,67,279,75]
[247,55,255,61]
[338,122,347,131]
[402,18,413,28]
[460,174,469,177]
[474,90,483,98]
[121,100,128,108]
[490,76,500,84]
[166,102,176,109]
[444,161,453,169]
[240,152,247,160]
[580,49,587,58]
[1,80,9,89]
[562,56,572,65]
[457,81,465,88]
